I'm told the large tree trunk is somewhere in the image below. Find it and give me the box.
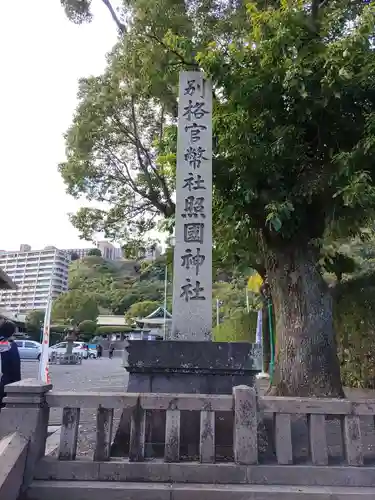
[265,244,344,398]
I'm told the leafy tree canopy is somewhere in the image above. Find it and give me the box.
[87,248,102,257]
[51,289,99,324]
[126,300,160,320]
[25,310,45,335]
[78,319,97,334]
[60,0,375,396]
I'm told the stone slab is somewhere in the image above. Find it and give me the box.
[26,481,171,500]
[171,484,375,500]
[172,71,213,341]
[25,481,375,500]
[0,432,28,500]
[34,459,375,487]
[126,341,262,375]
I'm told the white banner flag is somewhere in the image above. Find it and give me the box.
[38,298,52,384]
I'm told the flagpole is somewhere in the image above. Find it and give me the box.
[38,297,52,383]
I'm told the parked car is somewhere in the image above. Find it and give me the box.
[88,347,97,359]
[14,340,42,360]
[49,341,89,360]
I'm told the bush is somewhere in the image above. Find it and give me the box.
[125,300,160,321]
[213,309,258,342]
[96,326,134,334]
[78,320,97,334]
[50,324,69,334]
[334,275,375,388]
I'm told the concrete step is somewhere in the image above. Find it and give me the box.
[25,481,375,500]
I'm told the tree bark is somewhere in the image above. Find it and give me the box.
[265,244,344,398]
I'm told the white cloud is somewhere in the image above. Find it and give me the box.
[0,0,118,251]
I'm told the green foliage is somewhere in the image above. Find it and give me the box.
[60,0,375,274]
[199,2,375,260]
[87,248,102,257]
[25,310,45,334]
[78,319,97,334]
[139,256,167,281]
[334,274,375,388]
[59,69,175,242]
[96,325,134,334]
[60,0,125,32]
[50,324,69,334]
[126,300,160,320]
[212,281,261,325]
[51,289,99,324]
[213,309,258,342]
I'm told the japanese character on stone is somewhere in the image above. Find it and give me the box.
[182,173,206,192]
[184,146,208,170]
[184,223,204,244]
[180,278,206,302]
[183,100,209,121]
[185,123,207,143]
[182,196,205,219]
[181,248,205,276]
[184,79,201,96]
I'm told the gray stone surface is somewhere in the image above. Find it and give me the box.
[34,459,375,487]
[172,71,213,341]
[0,432,28,500]
[25,480,375,500]
[126,341,262,375]
[233,386,258,465]
[121,341,262,458]
[0,379,51,493]
[19,359,127,458]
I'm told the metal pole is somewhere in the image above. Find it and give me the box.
[246,287,249,313]
[216,298,220,327]
[163,265,168,339]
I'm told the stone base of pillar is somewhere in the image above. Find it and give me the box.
[111,340,262,458]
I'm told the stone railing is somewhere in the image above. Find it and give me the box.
[1,379,375,495]
[45,385,257,464]
[43,388,371,467]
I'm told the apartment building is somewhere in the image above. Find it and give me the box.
[64,247,91,260]
[0,246,70,313]
[65,241,122,261]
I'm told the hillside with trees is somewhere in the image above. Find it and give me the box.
[44,255,256,337]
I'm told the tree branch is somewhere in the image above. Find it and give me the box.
[101,0,126,33]
[145,32,198,68]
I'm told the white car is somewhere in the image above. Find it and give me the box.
[14,340,42,360]
[49,341,89,360]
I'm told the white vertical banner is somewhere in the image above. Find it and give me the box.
[172,71,213,341]
[38,298,52,384]
[255,309,263,345]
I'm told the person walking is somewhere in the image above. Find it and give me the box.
[108,343,115,360]
[0,320,21,408]
[96,343,103,359]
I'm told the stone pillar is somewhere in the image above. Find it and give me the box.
[172,71,213,341]
[0,378,52,490]
[113,71,262,457]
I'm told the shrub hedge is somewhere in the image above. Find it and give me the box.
[334,274,375,388]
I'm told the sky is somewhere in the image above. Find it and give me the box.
[0,1,120,251]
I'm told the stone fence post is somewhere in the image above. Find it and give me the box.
[0,378,52,491]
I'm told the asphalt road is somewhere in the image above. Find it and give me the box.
[21,357,128,393]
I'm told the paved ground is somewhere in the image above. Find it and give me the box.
[21,357,128,393]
